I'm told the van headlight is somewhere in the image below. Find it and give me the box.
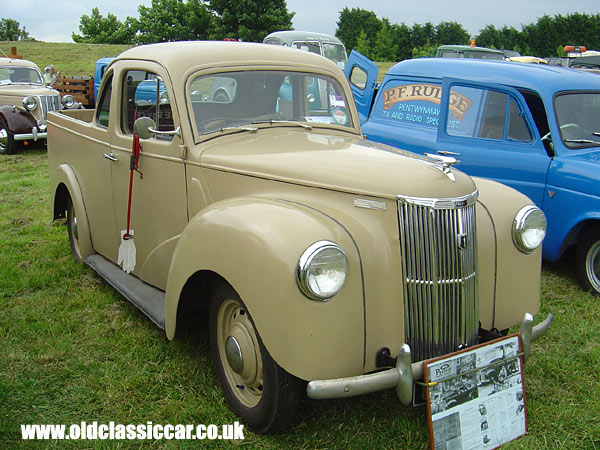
[297,241,348,301]
[512,206,546,253]
[23,96,37,111]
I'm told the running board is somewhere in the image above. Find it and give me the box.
[85,254,165,329]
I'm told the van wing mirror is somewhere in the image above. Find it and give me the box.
[133,116,181,139]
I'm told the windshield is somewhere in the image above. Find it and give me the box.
[0,66,42,85]
[554,92,600,148]
[188,70,354,137]
[323,43,348,67]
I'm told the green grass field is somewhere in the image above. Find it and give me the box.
[0,41,599,449]
[1,41,130,77]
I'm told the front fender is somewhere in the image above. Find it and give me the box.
[51,163,93,259]
[474,177,542,330]
[164,197,365,381]
[0,105,37,134]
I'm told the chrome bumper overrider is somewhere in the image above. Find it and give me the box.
[306,312,554,405]
[14,128,47,142]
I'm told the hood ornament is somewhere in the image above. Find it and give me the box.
[425,153,460,182]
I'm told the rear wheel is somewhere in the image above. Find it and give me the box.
[0,117,17,155]
[209,282,301,433]
[67,198,83,263]
[576,227,600,296]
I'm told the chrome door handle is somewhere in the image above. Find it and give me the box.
[103,152,118,161]
[438,150,461,156]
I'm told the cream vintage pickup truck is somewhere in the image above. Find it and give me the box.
[47,41,553,432]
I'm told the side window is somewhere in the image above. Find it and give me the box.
[349,66,367,90]
[507,98,532,142]
[122,69,173,141]
[95,74,113,128]
[478,90,508,139]
[446,86,532,143]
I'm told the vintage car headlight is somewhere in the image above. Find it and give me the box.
[61,94,76,108]
[297,241,348,301]
[159,91,169,104]
[512,205,547,253]
[22,96,37,111]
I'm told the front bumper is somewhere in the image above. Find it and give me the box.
[14,127,46,142]
[307,312,554,405]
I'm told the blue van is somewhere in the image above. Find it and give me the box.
[346,51,600,295]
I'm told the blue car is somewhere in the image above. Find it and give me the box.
[346,51,600,295]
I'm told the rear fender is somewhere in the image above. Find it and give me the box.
[164,197,365,381]
[52,163,93,259]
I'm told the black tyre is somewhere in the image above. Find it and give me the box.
[67,198,83,263]
[576,227,600,296]
[0,117,17,155]
[209,282,302,433]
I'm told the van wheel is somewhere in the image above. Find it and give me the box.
[576,227,600,296]
[0,117,17,155]
[67,198,83,263]
[209,282,301,433]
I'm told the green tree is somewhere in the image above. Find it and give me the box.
[434,21,469,46]
[389,22,413,61]
[135,0,213,44]
[72,8,135,44]
[208,0,294,42]
[411,22,435,48]
[0,18,30,40]
[354,30,372,59]
[336,7,381,52]
[373,22,397,61]
[412,40,437,58]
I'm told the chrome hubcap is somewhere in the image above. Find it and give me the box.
[225,335,243,374]
[586,241,600,292]
[71,215,79,240]
[217,299,263,407]
[0,128,7,150]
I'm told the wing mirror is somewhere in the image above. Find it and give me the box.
[133,116,181,139]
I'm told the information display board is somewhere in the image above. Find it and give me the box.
[423,335,527,450]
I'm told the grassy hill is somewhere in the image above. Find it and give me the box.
[1,40,395,82]
[0,40,131,77]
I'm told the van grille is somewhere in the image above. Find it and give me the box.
[397,192,479,362]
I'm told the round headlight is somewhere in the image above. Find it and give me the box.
[22,96,37,111]
[297,241,348,301]
[159,91,169,104]
[512,205,547,253]
[61,94,76,108]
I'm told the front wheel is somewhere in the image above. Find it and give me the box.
[0,117,17,155]
[577,228,600,296]
[209,283,302,433]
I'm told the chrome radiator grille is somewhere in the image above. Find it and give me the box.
[397,192,479,362]
[38,95,61,119]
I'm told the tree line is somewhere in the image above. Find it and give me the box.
[337,8,600,61]
[2,3,599,62]
[71,0,294,45]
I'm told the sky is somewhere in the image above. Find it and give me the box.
[2,0,599,43]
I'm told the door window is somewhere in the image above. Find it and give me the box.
[122,70,174,141]
[445,85,532,143]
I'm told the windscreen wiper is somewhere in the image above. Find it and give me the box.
[564,139,600,145]
[252,119,313,130]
